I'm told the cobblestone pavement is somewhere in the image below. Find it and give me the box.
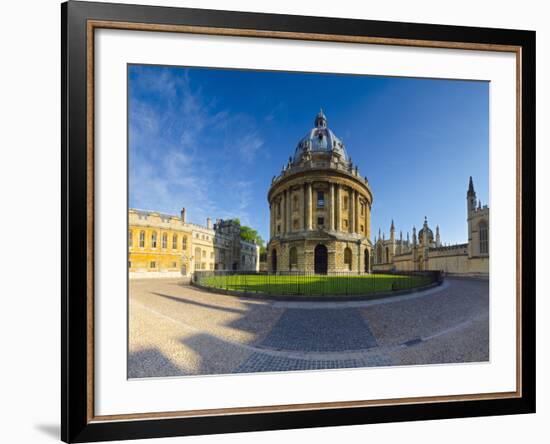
[128,278,489,378]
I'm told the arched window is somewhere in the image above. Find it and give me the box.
[479,221,488,254]
[376,244,383,264]
[161,233,168,249]
[172,234,177,249]
[386,247,390,263]
[128,230,132,247]
[139,231,145,248]
[151,232,157,248]
[194,247,202,270]
[317,191,325,208]
[289,247,298,270]
[344,247,352,271]
[293,194,299,211]
[182,235,187,250]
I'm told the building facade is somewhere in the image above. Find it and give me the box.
[128,208,260,279]
[267,110,374,273]
[372,177,489,277]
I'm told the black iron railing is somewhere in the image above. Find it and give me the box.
[192,270,443,297]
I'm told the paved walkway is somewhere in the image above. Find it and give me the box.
[128,278,489,378]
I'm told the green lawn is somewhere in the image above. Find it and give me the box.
[198,273,434,296]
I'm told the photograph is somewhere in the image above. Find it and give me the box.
[127,64,490,378]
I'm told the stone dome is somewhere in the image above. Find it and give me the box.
[293,110,348,164]
[418,226,434,243]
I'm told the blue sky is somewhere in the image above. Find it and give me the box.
[128,64,488,245]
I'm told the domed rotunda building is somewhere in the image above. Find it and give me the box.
[267,110,373,274]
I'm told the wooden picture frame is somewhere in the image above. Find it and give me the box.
[61,1,536,442]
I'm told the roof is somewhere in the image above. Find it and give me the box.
[292,110,348,164]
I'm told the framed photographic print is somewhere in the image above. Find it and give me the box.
[61,1,536,442]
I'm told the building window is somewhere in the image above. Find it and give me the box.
[151,232,157,248]
[343,195,349,210]
[128,261,132,269]
[172,234,177,249]
[343,219,349,228]
[317,217,324,227]
[277,201,282,218]
[150,261,156,269]
[128,230,133,247]
[479,221,488,254]
[360,203,365,216]
[202,250,206,258]
[277,224,281,233]
[293,194,299,211]
[139,230,145,248]
[182,235,187,250]
[293,219,299,230]
[317,191,325,208]
[360,224,364,232]
[162,233,168,249]
[194,248,201,269]
[344,247,352,271]
[211,252,214,259]
[172,262,177,268]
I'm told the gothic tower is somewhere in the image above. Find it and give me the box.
[467,176,477,257]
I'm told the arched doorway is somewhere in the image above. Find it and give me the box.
[314,244,328,274]
[364,249,369,273]
[271,249,277,273]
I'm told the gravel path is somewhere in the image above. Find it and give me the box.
[128,278,489,377]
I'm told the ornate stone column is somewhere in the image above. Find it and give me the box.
[269,203,273,238]
[287,188,292,233]
[329,182,335,230]
[355,191,360,234]
[306,182,313,230]
[335,183,340,232]
[281,192,286,234]
[365,203,370,239]
[303,184,308,230]
[350,188,355,233]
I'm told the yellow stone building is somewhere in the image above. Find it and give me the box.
[267,110,373,273]
[128,208,260,278]
[128,208,193,278]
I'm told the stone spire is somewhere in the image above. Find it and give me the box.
[468,176,475,195]
[412,226,417,246]
[467,176,477,213]
[436,225,441,247]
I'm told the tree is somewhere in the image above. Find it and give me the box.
[228,218,265,248]
[239,225,265,248]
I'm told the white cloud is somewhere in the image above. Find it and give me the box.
[128,66,265,227]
